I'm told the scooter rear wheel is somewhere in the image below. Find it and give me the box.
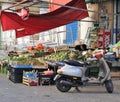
[56,78,71,92]
[105,79,114,93]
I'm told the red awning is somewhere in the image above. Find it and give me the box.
[0,0,88,38]
[49,0,72,11]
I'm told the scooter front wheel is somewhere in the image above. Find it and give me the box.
[56,78,72,92]
[105,79,114,93]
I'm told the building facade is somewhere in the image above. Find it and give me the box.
[115,0,120,43]
[85,0,120,45]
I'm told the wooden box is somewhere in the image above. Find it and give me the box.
[22,76,38,86]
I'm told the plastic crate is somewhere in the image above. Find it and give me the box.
[104,52,116,61]
[9,74,23,83]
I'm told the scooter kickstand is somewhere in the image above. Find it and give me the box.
[75,87,81,92]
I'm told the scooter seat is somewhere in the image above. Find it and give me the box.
[63,60,84,67]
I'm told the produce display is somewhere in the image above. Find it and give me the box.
[8,51,18,56]
[110,41,120,58]
[27,43,44,51]
[27,43,56,56]
[34,50,44,57]
[27,43,45,57]
[1,42,104,72]
[44,50,84,62]
[9,54,47,67]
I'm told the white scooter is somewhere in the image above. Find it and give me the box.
[54,51,114,93]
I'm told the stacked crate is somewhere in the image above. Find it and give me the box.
[22,71,38,86]
[8,67,32,83]
[23,76,38,86]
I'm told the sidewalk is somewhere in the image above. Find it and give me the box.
[113,80,120,90]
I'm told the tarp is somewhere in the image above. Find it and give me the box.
[0,0,88,38]
[49,0,71,11]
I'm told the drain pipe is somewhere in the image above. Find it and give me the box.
[113,0,117,44]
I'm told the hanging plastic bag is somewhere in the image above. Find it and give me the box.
[17,7,29,20]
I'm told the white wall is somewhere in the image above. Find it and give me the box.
[79,17,95,43]
[1,3,16,50]
[39,8,66,46]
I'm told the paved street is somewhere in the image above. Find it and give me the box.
[0,74,120,102]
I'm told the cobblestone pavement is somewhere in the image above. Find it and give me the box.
[0,74,120,102]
